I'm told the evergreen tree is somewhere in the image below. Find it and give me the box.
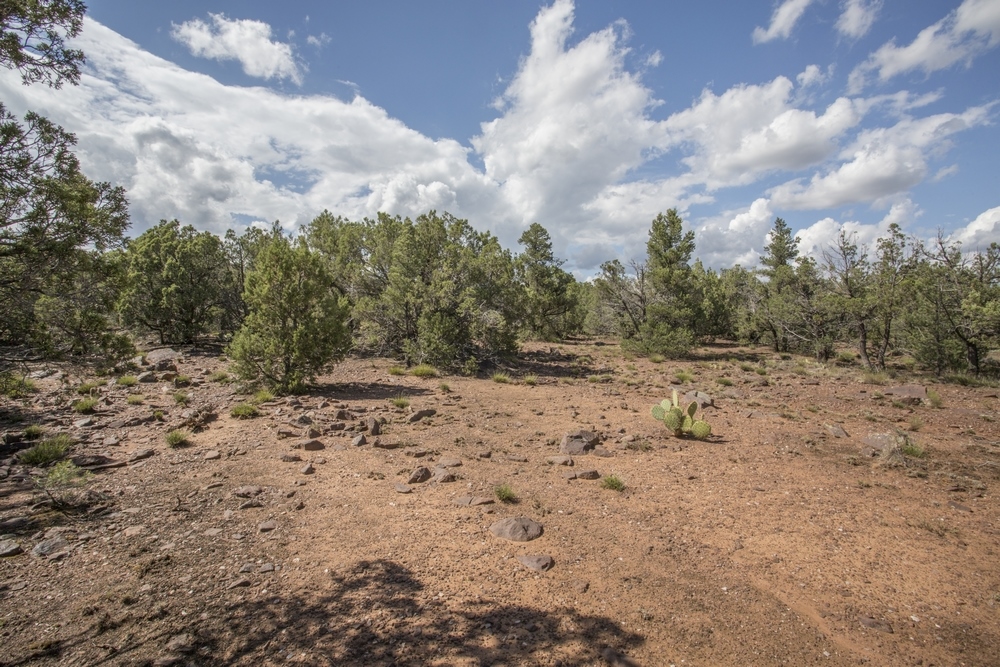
[516,223,578,341]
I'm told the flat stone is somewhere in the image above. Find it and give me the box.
[276,428,298,439]
[258,520,277,532]
[437,457,462,468]
[32,536,68,557]
[477,450,492,459]
[405,448,429,458]
[367,417,381,436]
[560,430,599,455]
[259,563,275,573]
[408,408,437,423]
[0,517,31,531]
[298,439,325,451]
[884,385,927,405]
[203,528,223,537]
[233,486,263,498]
[683,390,715,409]
[280,453,302,462]
[506,454,528,462]
[372,439,398,449]
[489,517,543,542]
[203,450,221,460]
[573,580,590,593]
[517,554,554,571]
[433,471,457,483]
[227,577,251,589]
[562,472,578,480]
[575,469,600,480]
[333,409,353,420]
[165,633,193,653]
[0,539,23,557]
[948,500,972,513]
[394,484,413,494]
[124,525,145,537]
[300,463,315,475]
[128,448,155,462]
[145,348,179,365]
[408,467,432,484]
[825,423,849,438]
[859,616,894,633]
[137,371,157,383]
[351,434,367,447]
[74,417,94,428]
[591,446,614,458]
[546,456,574,466]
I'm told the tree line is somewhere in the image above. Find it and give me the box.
[3,2,998,394]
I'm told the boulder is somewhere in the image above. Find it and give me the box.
[489,517,543,542]
[560,430,599,455]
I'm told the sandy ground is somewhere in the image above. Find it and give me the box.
[1,341,998,666]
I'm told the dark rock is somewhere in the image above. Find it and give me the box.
[576,469,600,480]
[489,517,543,542]
[408,467,432,484]
[560,430,599,455]
[394,484,412,494]
[299,439,325,451]
[477,450,492,459]
[258,520,277,532]
[0,539,23,557]
[32,536,68,557]
[280,453,302,462]
[259,563,275,573]
[128,448,155,462]
[405,448,429,458]
[300,463,315,475]
[591,446,614,458]
[437,457,462,468]
[372,439,398,449]
[433,471,457,483]
[137,371,157,383]
[0,516,32,531]
[601,647,640,667]
[276,428,297,439]
[367,418,381,436]
[351,434,367,447]
[517,555,554,571]
[233,486,263,498]
[227,577,251,589]
[333,409,353,420]
[408,409,436,423]
[546,456,573,466]
[71,454,114,468]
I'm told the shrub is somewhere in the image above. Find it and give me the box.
[23,425,44,440]
[491,372,510,384]
[44,460,91,488]
[927,389,943,409]
[77,380,104,395]
[173,391,189,405]
[126,394,144,405]
[117,375,138,387]
[153,410,165,421]
[73,397,98,413]
[862,371,889,385]
[173,374,191,387]
[739,362,756,372]
[716,377,733,386]
[523,374,538,386]
[0,372,36,398]
[601,475,625,492]
[390,394,410,409]
[251,389,274,404]
[755,367,768,376]
[209,370,231,383]
[494,484,517,503]
[410,364,438,378]
[649,354,665,364]
[20,434,72,465]
[165,429,189,448]
[230,403,260,419]
[900,437,926,458]
[908,416,923,432]
[438,382,451,393]
[674,371,693,383]
[388,365,406,376]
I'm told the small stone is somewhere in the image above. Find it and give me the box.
[437,457,462,468]
[351,434,367,447]
[227,577,251,589]
[239,563,254,573]
[562,472,577,480]
[367,417,381,436]
[233,486,263,498]
[408,467,432,484]
[258,520,277,532]
[560,430,599,455]
[404,448,428,458]
[601,647,640,667]
[103,436,120,447]
[165,634,193,653]
[489,517,543,542]
[948,500,972,513]
[394,484,413,494]
[517,555,554,571]
[573,580,590,594]
[859,616,894,633]
[591,446,614,458]
[203,450,221,460]
[825,423,849,438]
[0,539,23,557]
[300,463,315,475]
[373,439,398,449]
[314,457,326,464]
[506,454,528,462]
[203,528,222,537]
[575,469,600,480]
[137,371,157,383]
[276,428,297,439]
[128,448,155,462]
[477,450,492,459]
[299,439,325,451]
[408,409,436,423]
[124,525,146,537]
[682,390,715,409]
[259,563,275,573]
[280,453,302,462]
[433,471,457,483]
[470,496,495,506]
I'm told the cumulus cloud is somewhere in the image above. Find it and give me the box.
[171,13,303,84]
[694,198,776,268]
[848,0,1000,92]
[836,0,881,40]
[307,33,331,49]
[753,0,814,44]
[795,199,919,259]
[950,205,1000,249]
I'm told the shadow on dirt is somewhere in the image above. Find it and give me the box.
[312,382,434,402]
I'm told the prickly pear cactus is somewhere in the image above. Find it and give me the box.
[651,394,712,440]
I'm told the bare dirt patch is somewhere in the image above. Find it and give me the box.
[2,342,999,666]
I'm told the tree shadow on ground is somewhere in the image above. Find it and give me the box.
[311,382,434,402]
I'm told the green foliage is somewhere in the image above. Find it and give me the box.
[716,377,733,386]
[228,232,351,394]
[516,223,580,341]
[165,429,189,448]
[390,394,410,409]
[173,391,188,405]
[77,380,103,394]
[927,389,943,409]
[438,382,451,393]
[44,460,90,488]
[23,424,44,439]
[494,484,517,503]
[523,374,538,386]
[900,436,926,458]
[20,434,72,465]
[208,370,231,383]
[72,396,97,413]
[491,372,510,384]
[387,365,406,376]
[409,364,438,378]
[649,353,665,363]
[0,372,36,398]
[126,394,143,405]
[251,389,274,404]
[651,390,712,439]
[117,375,138,387]
[152,410,164,421]
[230,403,259,419]
[119,220,230,344]
[601,475,626,492]
[0,0,85,87]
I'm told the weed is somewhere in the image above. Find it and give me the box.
[0,372,36,398]
[780,353,792,361]
[438,382,451,393]
[779,409,797,420]
[492,372,511,384]
[649,354,665,364]
[836,351,856,365]
[20,434,72,465]
[862,371,889,385]
[915,519,948,537]
[792,364,809,376]
[173,374,191,387]
[523,375,538,386]
[230,403,260,419]
[23,424,44,439]
[117,375,138,387]
[73,397,98,414]
[588,374,612,383]
[739,362,756,373]
[126,394,144,405]
[891,400,908,410]
[674,371,694,383]
[251,389,274,404]
[173,391,189,405]
[44,460,91,488]
[165,429,190,448]
[601,475,626,492]
[806,404,820,413]
[872,391,885,400]
[77,381,104,395]
[390,394,410,409]
[388,365,406,376]
[716,377,733,387]
[864,412,879,422]
[857,479,872,488]
[755,367,768,376]
[625,364,637,371]
[927,389,943,409]
[494,484,517,503]
[209,370,231,383]
[625,439,653,452]
[153,410,165,421]
[410,364,438,378]
[908,416,923,432]
[900,437,926,458]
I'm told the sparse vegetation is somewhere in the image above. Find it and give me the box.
[19,434,72,466]
[491,372,511,384]
[153,410,165,421]
[117,375,138,387]
[251,389,274,404]
[0,372,36,398]
[438,382,451,393]
[44,460,91,489]
[410,364,438,378]
[230,402,260,419]
[126,394,144,405]
[908,415,923,432]
[390,394,410,409]
[716,377,733,386]
[494,484,517,503]
[209,370,231,383]
[674,370,694,383]
[927,389,943,409]
[601,475,625,491]
[523,374,538,386]
[388,365,406,376]
[23,424,44,440]
[900,437,926,458]
[173,391,189,405]
[862,371,889,385]
[173,374,191,387]
[73,397,98,413]
[77,380,104,395]
[165,429,190,448]
[649,354,665,363]
[755,367,768,376]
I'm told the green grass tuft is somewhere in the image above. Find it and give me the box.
[73,397,98,414]
[601,475,626,492]
[716,377,733,386]
[390,394,410,409]
[674,371,694,383]
[491,372,511,384]
[126,394,144,405]
[0,372,36,398]
[230,402,260,419]
[117,375,138,387]
[438,382,451,393]
[927,389,943,409]
[251,389,274,404]
[20,434,73,466]
[208,370,231,383]
[23,425,44,440]
[165,429,190,448]
[77,381,104,395]
[44,460,91,488]
[173,374,191,387]
[410,364,438,378]
[387,365,406,376]
[494,484,518,503]
[648,354,665,364]
[523,374,538,386]
[173,391,189,405]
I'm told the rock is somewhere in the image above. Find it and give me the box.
[203,528,222,537]
[145,348,179,366]
[591,446,614,458]
[280,453,302,462]
[137,371,157,383]
[825,423,849,438]
[259,563,275,573]
[437,457,462,468]
[367,417,381,436]
[572,580,590,594]
[489,517,543,542]
[124,525,145,537]
[227,577,251,589]
[32,536,68,557]
[298,439,325,451]
[333,409,353,420]
[165,634,193,653]
[562,472,578,480]
[576,469,600,480]
[203,450,221,460]
[948,500,972,513]
[351,434,367,447]
[300,463,315,475]
[276,428,297,439]
[601,647,640,667]
[683,390,714,409]
[74,417,94,428]
[404,448,429,458]
[408,408,436,423]
[394,484,412,494]
[506,454,529,462]
[0,516,32,531]
[546,456,574,466]
[560,430,599,455]
[103,436,120,447]
[0,539,23,557]
[884,385,927,406]
[372,440,398,449]
[477,450,492,459]
[517,555,554,572]
[433,471,457,483]
[408,467,432,484]
[306,427,322,439]
[258,520,277,533]
[233,486,263,498]
[71,454,114,468]
[128,448,155,462]
[858,616,894,633]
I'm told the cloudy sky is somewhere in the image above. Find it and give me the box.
[2,0,998,274]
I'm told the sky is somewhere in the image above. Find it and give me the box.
[1,0,999,275]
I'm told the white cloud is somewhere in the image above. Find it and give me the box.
[753,0,814,44]
[848,0,1000,92]
[171,13,303,84]
[307,33,331,49]
[796,64,827,87]
[836,0,881,40]
[950,205,1000,249]
[932,164,959,181]
[769,105,992,209]
[795,198,919,259]
[695,198,776,268]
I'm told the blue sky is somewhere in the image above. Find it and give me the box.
[1,0,998,274]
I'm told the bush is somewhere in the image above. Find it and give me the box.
[23,425,44,439]
[173,374,191,387]
[251,389,275,404]
[0,372,36,398]
[44,460,91,488]
[20,434,72,465]
[165,429,189,448]
[230,403,259,419]
[173,391,189,405]
[126,394,144,405]
[117,375,138,387]
[927,389,943,409]
[73,397,98,413]
[77,380,104,394]
[491,372,510,384]
[390,394,410,409]
[410,364,438,378]
[601,475,626,491]
[494,484,517,503]
[208,370,231,383]
[523,374,538,386]
[387,365,406,376]
[229,234,351,394]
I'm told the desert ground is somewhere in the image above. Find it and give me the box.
[1,341,998,666]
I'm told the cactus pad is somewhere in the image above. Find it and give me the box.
[651,404,665,421]
[690,420,711,439]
